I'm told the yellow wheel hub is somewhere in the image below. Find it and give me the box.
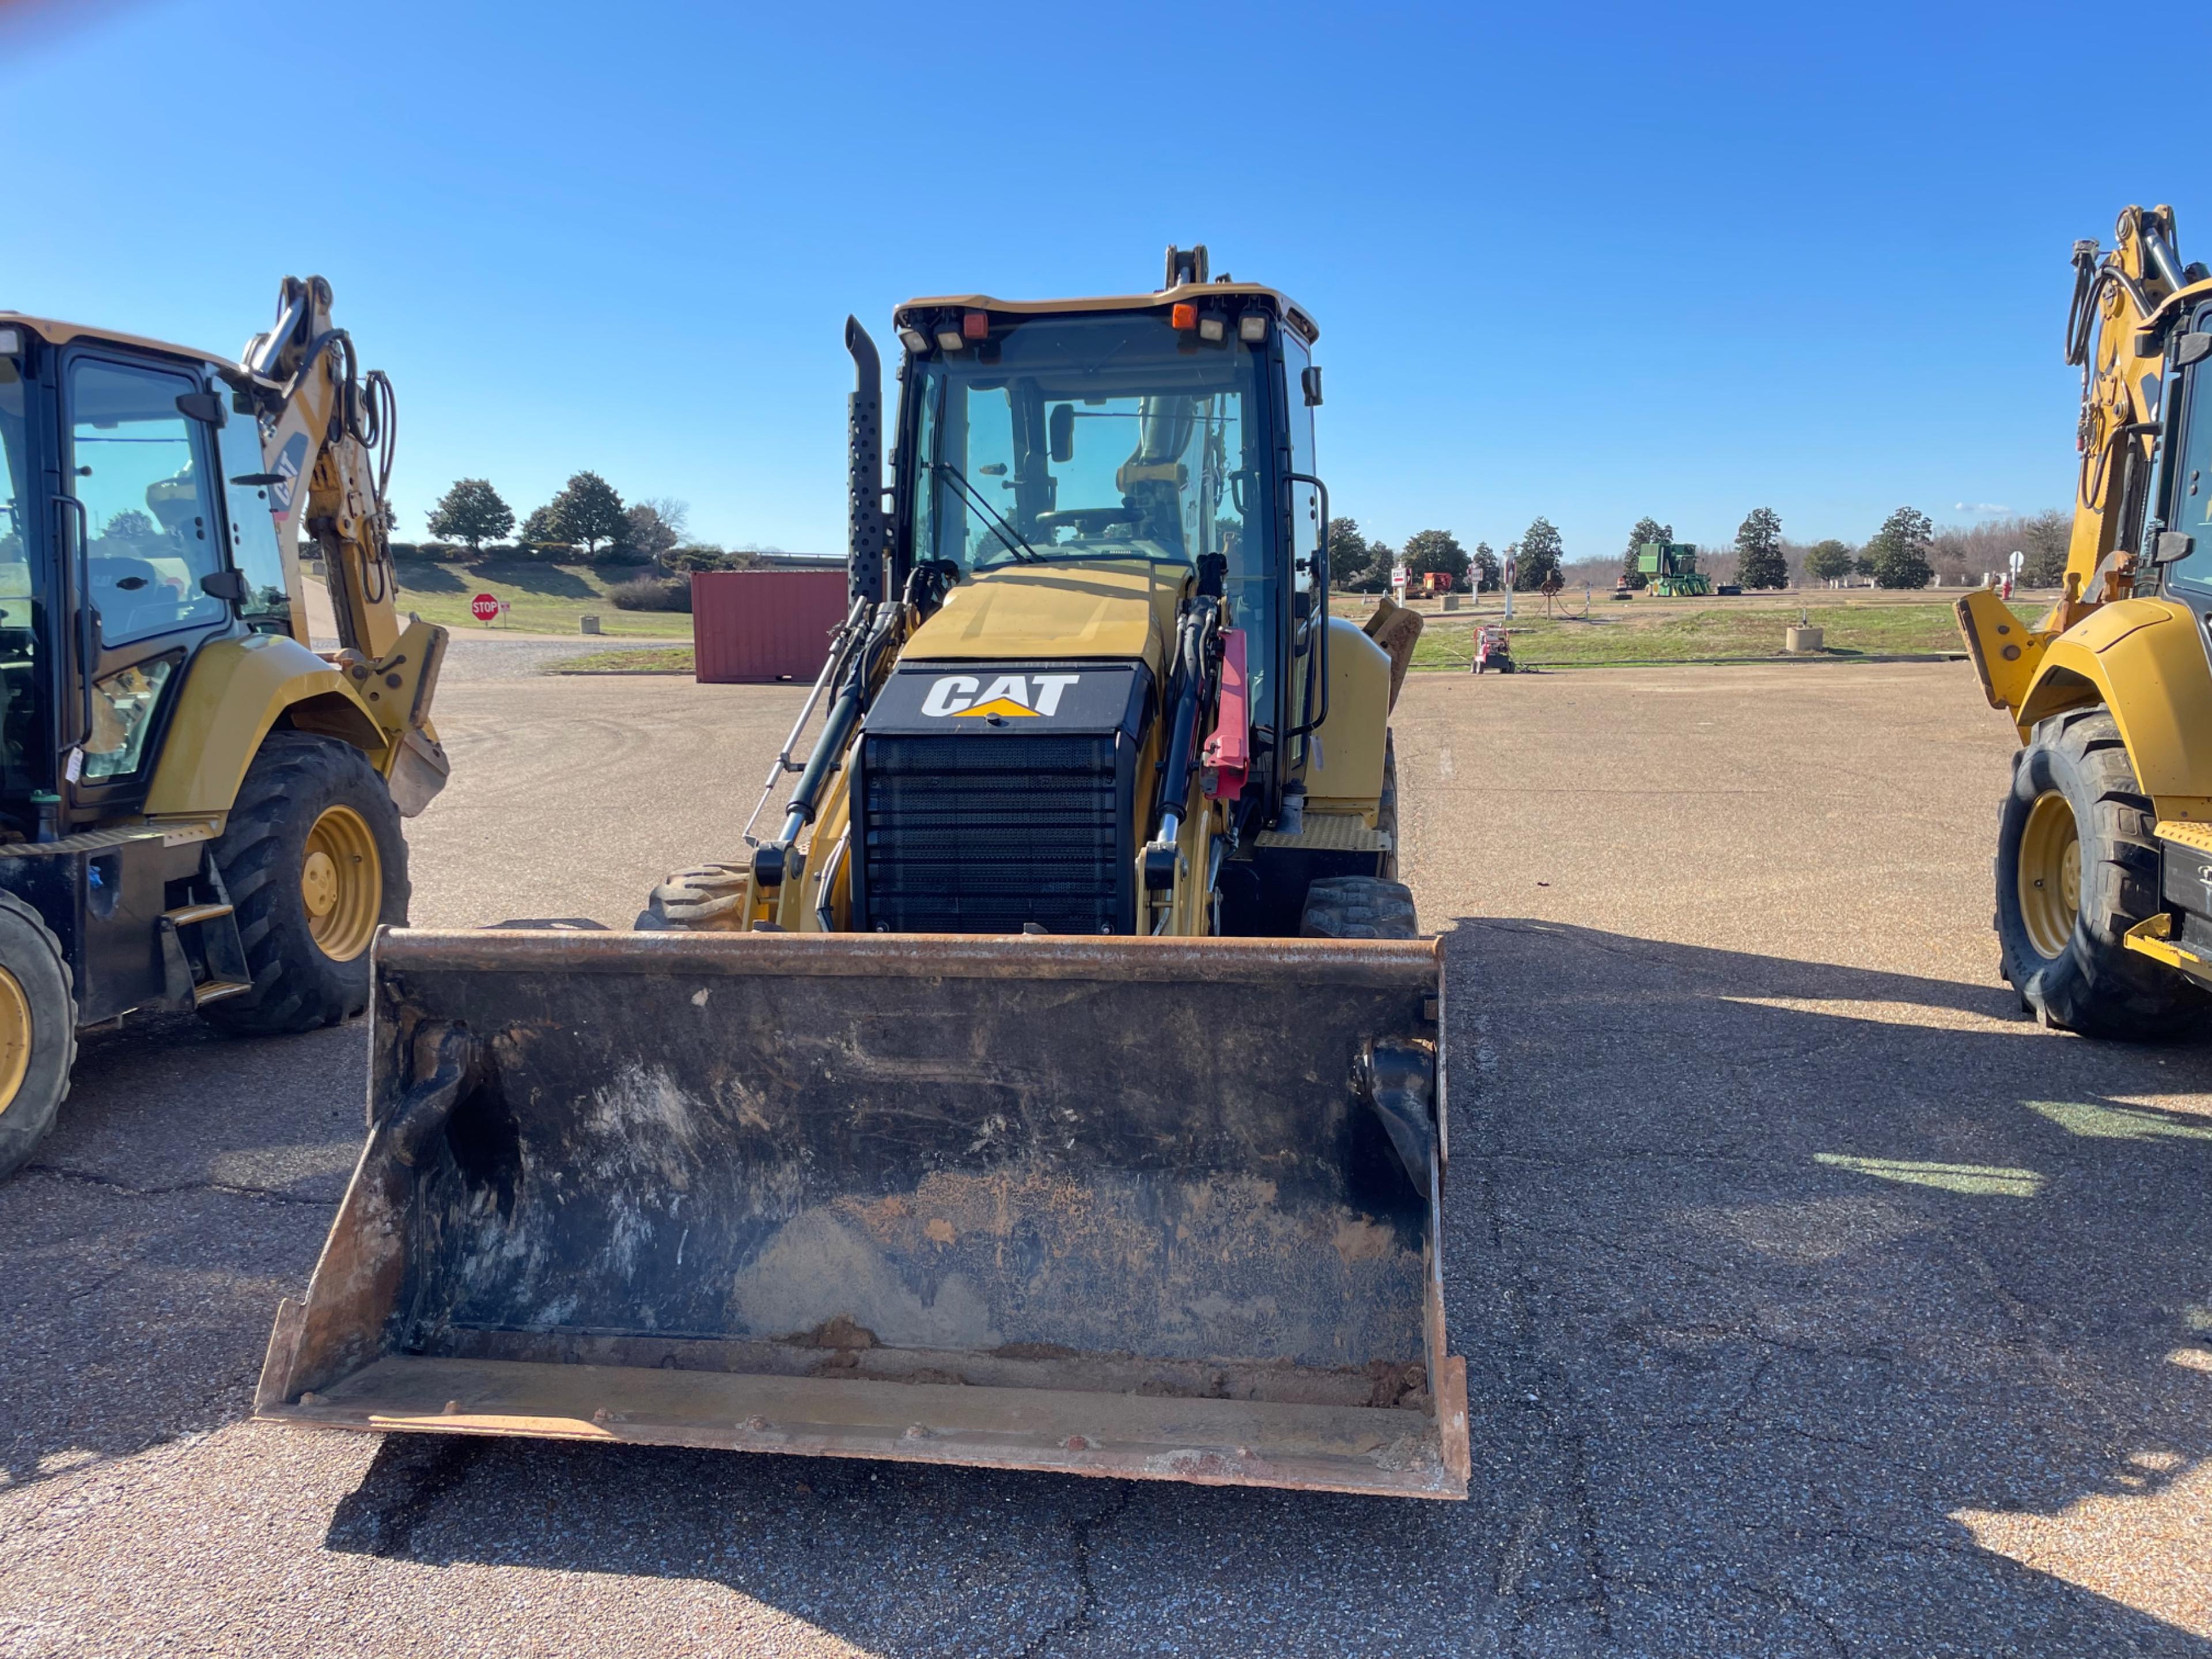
[0,968,31,1116]
[301,804,381,963]
[2018,790,2082,960]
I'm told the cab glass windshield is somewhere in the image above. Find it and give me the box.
[910,314,1264,577]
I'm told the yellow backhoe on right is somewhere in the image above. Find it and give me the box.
[1958,205,2212,1035]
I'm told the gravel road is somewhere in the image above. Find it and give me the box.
[2,654,2206,1656]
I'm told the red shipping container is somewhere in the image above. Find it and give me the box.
[691,569,850,683]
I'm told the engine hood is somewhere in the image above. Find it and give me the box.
[903,560,1187,673]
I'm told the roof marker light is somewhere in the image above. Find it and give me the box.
[962,310,990,339]
[1198,315,1225,342]
[897,326,930,354]
[1237,312,1268,343]
[1170,302,1198,331]
[935,328,965,353]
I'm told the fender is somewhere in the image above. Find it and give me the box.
[1306,617,1391,813]
[2015,596,2212,825]
[144,634,389,819]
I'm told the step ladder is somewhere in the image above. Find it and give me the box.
[157,900,253,1007]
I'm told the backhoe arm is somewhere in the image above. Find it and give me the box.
[1959,207,2212,718]
[226,276,448,813]
[229,276,403,658]
[2056,206,2199,622]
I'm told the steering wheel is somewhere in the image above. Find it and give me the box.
[1036,507,1142,535]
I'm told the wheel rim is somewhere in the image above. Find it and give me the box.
[0,968,31,1115]
[301,804,381,963]
[2018,790,2081,960]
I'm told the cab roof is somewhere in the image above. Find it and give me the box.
[0,312,229,371]
[894,281,1319,344]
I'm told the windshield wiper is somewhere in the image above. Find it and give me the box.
[931,464,1046,565]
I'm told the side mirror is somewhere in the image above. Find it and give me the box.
[1301,365,1324,407]
[2176,332,2212,370]
[200,569,251,602]
[1048,404,1075,464]
[175,390,227,427]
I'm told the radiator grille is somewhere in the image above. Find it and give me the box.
[860,733,1127,934]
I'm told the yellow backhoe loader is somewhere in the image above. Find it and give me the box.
[257,248,1467,1498]
[1957,206,2212,1035]
[0,278,447,1177]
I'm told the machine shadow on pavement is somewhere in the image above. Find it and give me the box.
[302,920,2212,1657]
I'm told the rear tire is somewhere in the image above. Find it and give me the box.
[637,863,751,931]
[1301,876,1419,940]
[202,733,408,1036]
[1995,709,2199,1037]
[0,893,75,1181]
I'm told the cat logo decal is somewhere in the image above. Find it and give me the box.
[919,673,1081,719]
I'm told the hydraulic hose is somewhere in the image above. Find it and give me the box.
[757,600,900,888]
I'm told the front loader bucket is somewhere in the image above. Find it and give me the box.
[257,930,1466,1499]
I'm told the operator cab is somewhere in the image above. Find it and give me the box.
[0,317,292,843]
[888,269,1325,813]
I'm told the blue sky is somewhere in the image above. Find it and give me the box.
[2,1,2194,562]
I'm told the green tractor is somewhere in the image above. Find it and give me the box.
[1637,540,1712,598]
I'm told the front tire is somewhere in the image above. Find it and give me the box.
[1995,709,2199,1037]
[0,893,75,1180]
[202,733,408,1036]
[1301,876,1419,941]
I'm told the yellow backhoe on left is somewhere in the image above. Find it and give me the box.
[0,277,448,1177]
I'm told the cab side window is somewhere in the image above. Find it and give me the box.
[218,412,291,635]
[2172,329,2212,555]
[67,358,228,644]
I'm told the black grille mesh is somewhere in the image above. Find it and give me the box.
[861,733,1123,934]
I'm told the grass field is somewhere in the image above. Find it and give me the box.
[1388,592,2039,670]
[537,584,2043,673]
[388,555,694,638]
[546,645,697,675]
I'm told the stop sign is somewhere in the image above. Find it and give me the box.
[470,593,501,623]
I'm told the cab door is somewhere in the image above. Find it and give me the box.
[58,350,241,825]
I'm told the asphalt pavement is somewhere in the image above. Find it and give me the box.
[2,647,2207,1657]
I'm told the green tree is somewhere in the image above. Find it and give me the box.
[548,471,627,555]
[103,509,155,540]
[627,497,688,565]
[1401,528,1469,584]
[1865,506,1934,590]
[1621,516,1671,590]
[1734,506,1789,588]
[2019,509,2071,588]
[1513,517,1564,590]
[1803,539,1856,583]
[516,504,562,548]
[1471,541,1501,592]
[1327,517,1380,591]
[1361,541,1397,594]
[426,478,514,551]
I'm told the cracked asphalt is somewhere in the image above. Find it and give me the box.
[3,648,2209,1656]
